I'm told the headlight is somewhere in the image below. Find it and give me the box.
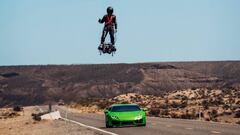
[134,115,142,120]
[111,115,118,119]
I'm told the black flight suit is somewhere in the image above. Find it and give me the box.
[99,14,117,45]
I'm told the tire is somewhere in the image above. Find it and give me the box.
[137,123,146,127]
[106,122,110,128]
[106,122,113,128]
[105,117,112,128]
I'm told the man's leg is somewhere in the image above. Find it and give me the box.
[101,27,108,44]
[109,27,115,45]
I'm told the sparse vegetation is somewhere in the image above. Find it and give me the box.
[202,100,209,110]
[234,110,240,118]
[0,108,20,119]
[67,87,240,124]
[223,104,230,110]
[149,108,160,117]
[179,109,197,119]
[13,106,23,112]
[1,62,240,124]
[209,109,218,121]
[160,109,169,116]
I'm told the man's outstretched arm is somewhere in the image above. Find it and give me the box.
[98,16,105,23]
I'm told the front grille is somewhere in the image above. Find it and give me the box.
[112,120,120,125]
[112,118,144,126]
[122,121,134,125]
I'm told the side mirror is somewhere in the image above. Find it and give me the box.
[104,109,108,114]
[141,108,147,111]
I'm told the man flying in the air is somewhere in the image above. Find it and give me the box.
[98,6,117,46]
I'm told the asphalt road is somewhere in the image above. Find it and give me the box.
[49,106,240,135]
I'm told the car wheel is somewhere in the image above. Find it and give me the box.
[105,117,112,128]
[106,122,109,128]
[138,123,146,127]
[106,121,113,128]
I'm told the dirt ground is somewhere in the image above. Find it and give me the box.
[0,107,99,135]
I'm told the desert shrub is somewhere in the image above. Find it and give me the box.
[181,96,188,101]
[180,113,193,119]
[149,108,160,117]
[234,110,240,118]
[232,106,239,111]
[223,104,230,110]
[212,109,218,117]
[164,99,169,105]
[180,110,197,119]
[96,98,116,109]
[170,101,178,108]
[222,89,231,95]
[236,100,240,104]
[170,112,179,118]
[175,94,181,99]
[209,109,218,121]
[223,111,232,115]
[212,96,224,106]
[236,92,240,98]
[13,106,23,112]
[97,102,109,109]
[121,101,130,104]
[202,100,209,110]
[212,118,218,122]
[191,87,197,90]
[205,118,210,121]
[198,90,206,98]
[228,98,235,106]
[159,104,168,109]
[170,101,187,109]
[200,112,204,118]
[138,101,146,107]
[160,109,169,116]
[179,101,188,108]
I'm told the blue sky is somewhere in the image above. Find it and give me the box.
[0,0,240,65]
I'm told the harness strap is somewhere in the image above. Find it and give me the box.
[105,16,113,25]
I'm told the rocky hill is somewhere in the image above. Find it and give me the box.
[70,90,240,124]
[0,61,240,107]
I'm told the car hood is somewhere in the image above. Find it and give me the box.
[110,111,144,120]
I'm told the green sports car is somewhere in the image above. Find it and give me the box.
[104,104,147,128]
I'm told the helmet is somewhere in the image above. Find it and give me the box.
[107,6,113,14]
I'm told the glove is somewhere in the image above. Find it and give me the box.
[98,19,101,23]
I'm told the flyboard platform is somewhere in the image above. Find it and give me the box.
[98,43,116,56]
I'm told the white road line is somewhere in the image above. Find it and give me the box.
[185,127,193,130]
[61,117,118,135]
[166,125,172,127]
[149,116,239,126]
[211,131,221,134]
[151,123,157,125]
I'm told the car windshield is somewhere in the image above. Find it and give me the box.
[111,105,141,112]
